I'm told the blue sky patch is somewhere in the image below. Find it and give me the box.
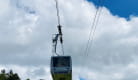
[79,77,86,80]
[87,0,138,19]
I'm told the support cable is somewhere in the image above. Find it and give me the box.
[54,0,65,56]
[84,0,105,56]
[79,0,105,76]
[86,6,103,55]
[84,6,99,56]
[55,0,61,25]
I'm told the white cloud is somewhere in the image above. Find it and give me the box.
[0,0,138,80]
[0,0,11,18]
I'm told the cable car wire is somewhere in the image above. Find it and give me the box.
[55,0,61,25]
[77,0,105,76]
[86,6,104,56]
[84,7,99,56]
[87,6,103,52]
[84,0,105,56]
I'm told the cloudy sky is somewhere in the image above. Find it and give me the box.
[0,0,138,80]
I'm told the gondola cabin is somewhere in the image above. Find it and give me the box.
[51,56,72,80]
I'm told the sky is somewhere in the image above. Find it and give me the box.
[0,0,138,80]
[88,0,138,19]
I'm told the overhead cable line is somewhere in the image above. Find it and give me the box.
[84,6,99,56]
[55,0,61,25]
[84,0,105,56]
[88,6,103,52]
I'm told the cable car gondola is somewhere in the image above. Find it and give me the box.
[51,56,72,80]
[51,0,72,80]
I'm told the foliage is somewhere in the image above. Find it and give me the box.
[0,69,20,80]
[26,78,30,80]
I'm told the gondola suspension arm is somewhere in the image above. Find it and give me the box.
[52,0,64,56]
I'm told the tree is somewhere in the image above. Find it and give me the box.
[0,69,20,80]
[0,69,7,80]
[1,70,5,74]
[26,78,30,80]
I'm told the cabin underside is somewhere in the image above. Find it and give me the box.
[52,73,72,80]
